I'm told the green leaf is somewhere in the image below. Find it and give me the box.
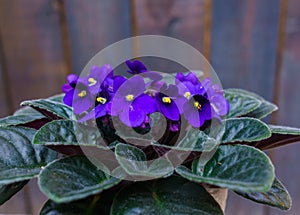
[152,128,219,152]
[0,114,46,127]
[21,99,73,119]
[0,126,57,183]
[176,145,275,192]
[40,194,115,215]
[226,88,278,119]
[111,176,223,215]
[245,100,278,119]
[115,143,173,178]
[235,177,291,210]
[33,119,113,155]
[0,181,28,205]
[250,125,300,150]
[47,93,65,103]
[225,89,262,118]
[14,106,43,116]
[269,125,300,135]
[222,118,271,143]
[38,156,121,203]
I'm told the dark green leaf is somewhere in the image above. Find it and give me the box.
[269,125,300,135]
[226,88,278,119]
[48,93,65,103]
[115,143,173,178]
[176,145,274,192]
[225,89,261,118]
[111,176,223,215]
[0,181,28,205]
[21,99,73,119]
[222,118,271,143]
[33,120,111,149]
[235,177,291,210]
[40,193,116,215]
[0,114,46,127]
[245,100,278,119]
[152,128,219,152]
[0,126,57,183]
[14,106,43,116]
[249,125,300,150]
[38,156,121,203]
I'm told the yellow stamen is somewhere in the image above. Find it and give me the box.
[78,90,87,97]
[194,101,202,110]
[162,97,171,104]
[184,92,191,99]
[97,97,107,104]
[126,94,134,101]
[88,77,97,86]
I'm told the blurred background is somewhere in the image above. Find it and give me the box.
[0,0,299,214]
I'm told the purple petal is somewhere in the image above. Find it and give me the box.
[119,109,146,127]
[67,74,79,84]
[132,94,156,114]
[126,60,147,74]
[63,89,74,106]
[158,102,180,121]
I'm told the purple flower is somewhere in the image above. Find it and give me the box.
[62,74,79,106]
[83,65,113,94]
[202,78,229,118]
[78,90,112,122]
[111,76,156,127]
[176,72,199,85]
[72,80,94,115]
[183,94,212,127]
[155,84,185,121]
[126,60,148,74]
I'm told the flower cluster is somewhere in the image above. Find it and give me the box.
[62,60,229,132]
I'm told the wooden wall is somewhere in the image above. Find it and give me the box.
[0,0,299,214]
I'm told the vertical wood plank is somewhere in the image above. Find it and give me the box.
[211,0,280,101]
[0,32,11,117]
[210,1,281,214]
[64,0,131,75]
[0,0,68,110]
[134,0,206,73]
[0,0,68,214]
[270,0,300,214]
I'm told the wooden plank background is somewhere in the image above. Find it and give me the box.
[0,0,299,214]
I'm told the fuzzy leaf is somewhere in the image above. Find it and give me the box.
[152,128,219,152]
[33,120,113,155]
[0,114,46,127]
[21,99,73,119]
[176,145,274,192]
[222,118,271,143]
[225,89,261,118]
[226,88,277,119]
[249,125,300,150]
[115,143,173,178]
[38,156,121,203]
[0,126,57,183]
[111,176,223,215]
[235,177,291,210]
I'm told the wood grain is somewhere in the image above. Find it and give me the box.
[270,0,300,214]
[211,0,280,102]
[134,0,206,73]
[0,0,67,214]
[0,0,67,111]
[0,31,11,117]
[209,1,281,214]
[64,0,131,75]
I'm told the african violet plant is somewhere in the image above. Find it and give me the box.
[0,60,300,215]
